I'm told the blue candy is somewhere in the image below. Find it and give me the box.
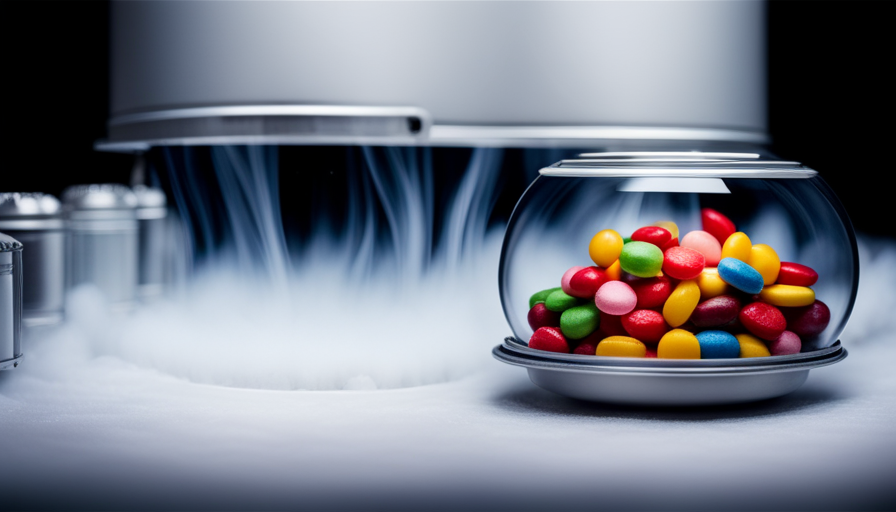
[695,330,740,359]
[717,257,765,294]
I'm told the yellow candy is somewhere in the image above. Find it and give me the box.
[759,284,816,307]
[696,267,729,299]
[652,220,679,240]
[736,333,771,358]
[605,259,623,280]
[595,336,647,357]
[662,280,700,327]
[657,329,701,359]
[589,229,624,268]
[748,244,781,285]
[721,232,752,261]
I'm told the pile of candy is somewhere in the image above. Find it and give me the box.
[526,209,831,359]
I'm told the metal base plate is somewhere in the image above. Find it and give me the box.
[0,355,23,371]
[492,340,847,406]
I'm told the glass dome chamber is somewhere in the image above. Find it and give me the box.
[499,152,859,354]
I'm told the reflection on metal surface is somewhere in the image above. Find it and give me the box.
[96,117,772,152]
[98,105,431,152]
[618,177,731,194]
[492,343,848,406]
[578,151,762,159]
[539,153,817,178]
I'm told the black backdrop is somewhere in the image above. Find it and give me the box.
[3,1,893,239]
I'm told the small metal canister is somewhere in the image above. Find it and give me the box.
[0,232,23,370]
[132,185,168,300]
[0,193,65,326]
[62,184,139,310]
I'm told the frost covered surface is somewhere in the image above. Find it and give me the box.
[46,235,505,391]
[0,235,894,510]
[842,235,896,344]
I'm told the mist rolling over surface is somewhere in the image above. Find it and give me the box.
[24,146,525,390]
[3,144,896,510]
[40,252,506,390]
[19,145,894,391]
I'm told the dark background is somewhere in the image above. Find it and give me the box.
[2,0,893,240]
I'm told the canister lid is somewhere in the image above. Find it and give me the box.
[0,232,23,252]
[132,185,167,220]
[62,184,138,211]
[0,192,62,218]
[132,185,167,208]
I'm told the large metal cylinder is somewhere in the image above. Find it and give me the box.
[0,232,23,369]
[0,193,65,326]
[62,184,139,310]
[100,0,767,150]
[133,185,168,300]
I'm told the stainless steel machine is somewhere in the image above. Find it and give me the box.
[98,1,767,152]
[95,1,771,277]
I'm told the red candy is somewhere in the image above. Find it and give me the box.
[739,302,787,340]
[661,237,679,251]
[571,331,601,355]
[528,303,561,331]
[701,208,736,245]
[662,246,705,280]
[777,262,819,287]
[626,274,674,309]
[691,295,741,327]
[622,309,668,343]
[597,313,628,338]
[645,347,658,358]
[528,327,570,353]
[783,300,831,338]
[567,266,610,298]
[631,226,673,248]
[573,340,599,355]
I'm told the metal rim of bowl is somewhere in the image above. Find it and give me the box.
[493,343,847,377]
[502,336,843,369]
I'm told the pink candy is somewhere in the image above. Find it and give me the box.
[594,281,638,316]
[680,230,722,266]
[769,330,802,356]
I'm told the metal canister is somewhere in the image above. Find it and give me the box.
[132,185,168,300]
[62,184,139,310]
[0,193,65,326]
[0,232,23,370]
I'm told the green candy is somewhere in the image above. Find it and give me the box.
[544,289,580,312]
[623,236,633,244]
[560,302,601,339]
[620,241,664,278]
[529,287,562,308]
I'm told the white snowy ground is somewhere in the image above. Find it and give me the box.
[1,236,895,511]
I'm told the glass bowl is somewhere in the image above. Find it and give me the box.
[498,151,859,359]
